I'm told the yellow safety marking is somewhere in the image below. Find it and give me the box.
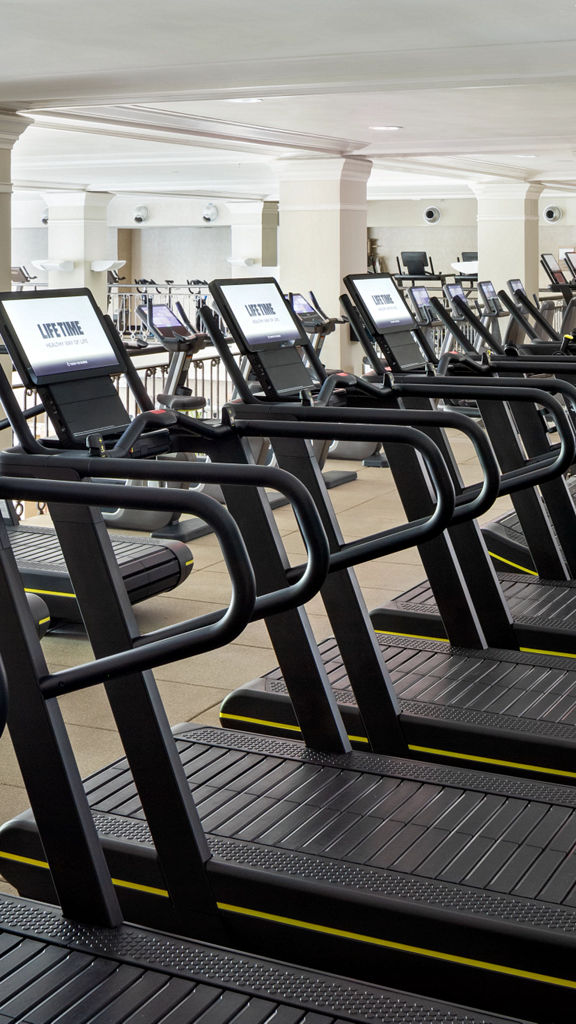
[24,587,75,599]
[0,851,50,870]
[185,559,194,566]
[38,617,51,626]
[217,903,576,991]
[487,551,538,576]
[4,858,576,988]
[219,712,369,745]
[520,647,576,660]
[110,877,169,897]
[407,745,576,779]
[0,850,170,898]
[374,629,449,643]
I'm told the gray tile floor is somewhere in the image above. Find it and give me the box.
[0,436,513,893]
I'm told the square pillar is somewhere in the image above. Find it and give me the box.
[278,158,372,373]
[473,182,543,297]
[42,191,115,311]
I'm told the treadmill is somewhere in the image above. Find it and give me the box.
[0,433,573,1022]
[431,289,576,578]
[0,482,510,1024]
[0,288,193,629]
[191,276,576,786]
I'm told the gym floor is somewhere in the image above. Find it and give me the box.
[0,434,513,895]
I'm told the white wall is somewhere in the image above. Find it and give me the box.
[367,198,477,277]
[131,225,232,282]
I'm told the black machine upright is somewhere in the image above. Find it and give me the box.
[0,415,575,1022]
[0,288,195,627]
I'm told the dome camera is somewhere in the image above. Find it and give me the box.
[41,209,49,226]
[202,203,218,223]
[133,206,149,224]
[424,206,440,224]
[544,206,562,222]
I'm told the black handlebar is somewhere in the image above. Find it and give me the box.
[396,378,576,494]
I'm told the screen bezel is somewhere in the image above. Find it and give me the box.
[408,285,432,310]
[541,253,569,286]
[343,272,418,336]
[477,280,497,306]
[209,277,310,354]
[0,287,122,387]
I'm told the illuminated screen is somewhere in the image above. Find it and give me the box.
[446,283,466,301]
[347,275,415,332]
[509,279,525,294]
[410,286,432,308]
[151,304,183,328]
[219,281,302,349]
[479,281,496,299]
[290,293,316,315]
[0,292,119,380]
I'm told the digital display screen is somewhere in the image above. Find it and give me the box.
[218,281,302,350]
[0,292,119,381]
[479,281,496,299]
[151,304,183,328]
[346,274,416,332]
[410,286,432,308]
[542,254,568,285]
[509,279,525,295]
[446,283,466,301]
[290,293,316,315]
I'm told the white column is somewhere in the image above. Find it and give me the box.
[278,157,372,373]
[0,111,32,290]
[472,182,543,297]
[228,201,266,277]
[0,112,32,446]
[43,191,114,311]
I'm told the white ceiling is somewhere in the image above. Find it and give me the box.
[6,0,576,201]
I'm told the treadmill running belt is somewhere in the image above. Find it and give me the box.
[0,894,517,1024]
[6,523,192,623]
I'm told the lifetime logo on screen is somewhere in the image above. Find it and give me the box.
[37,321,85,339]
[373,295,394,306]
[245,304,275,316]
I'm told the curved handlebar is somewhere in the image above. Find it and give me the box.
[396,378,576,494]
[229,416,457,569]
[233,403,499,524]
[0,453,331,629]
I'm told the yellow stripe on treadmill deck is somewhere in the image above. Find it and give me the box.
[1,850,574,992]
[24,587,75,599]
[219,712,369,745]
[487,551,538,575]
[217,902,576,991]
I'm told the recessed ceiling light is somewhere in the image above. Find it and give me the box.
[369,125,402,131]
[515,154,536,159]
[226,98,263,104]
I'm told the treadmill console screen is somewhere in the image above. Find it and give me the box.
[478,281,497,300]
[0,290,120,386]
[137,303,189,338]
[290,293,316,316]
[345,274,416,333]
[409,286,432,310]
[508,279,525,296]
[216,280,304,352]
[541,253,569,285]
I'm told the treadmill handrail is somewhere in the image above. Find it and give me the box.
[514,289,560,342]
[2,454,331,628]
[497,290,541,341]
[0,458,331,692]
[229,416,455,568]
[252,401,499,524]
[452,294,505,354]
[396,378,575,494]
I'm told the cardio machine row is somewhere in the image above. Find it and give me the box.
[1,280,576,1019]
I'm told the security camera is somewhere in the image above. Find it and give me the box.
[424,206,440,224]
[544,206,562,222]
[41,209,49,226]
[202,203,218,223]
[133,206,149,224]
